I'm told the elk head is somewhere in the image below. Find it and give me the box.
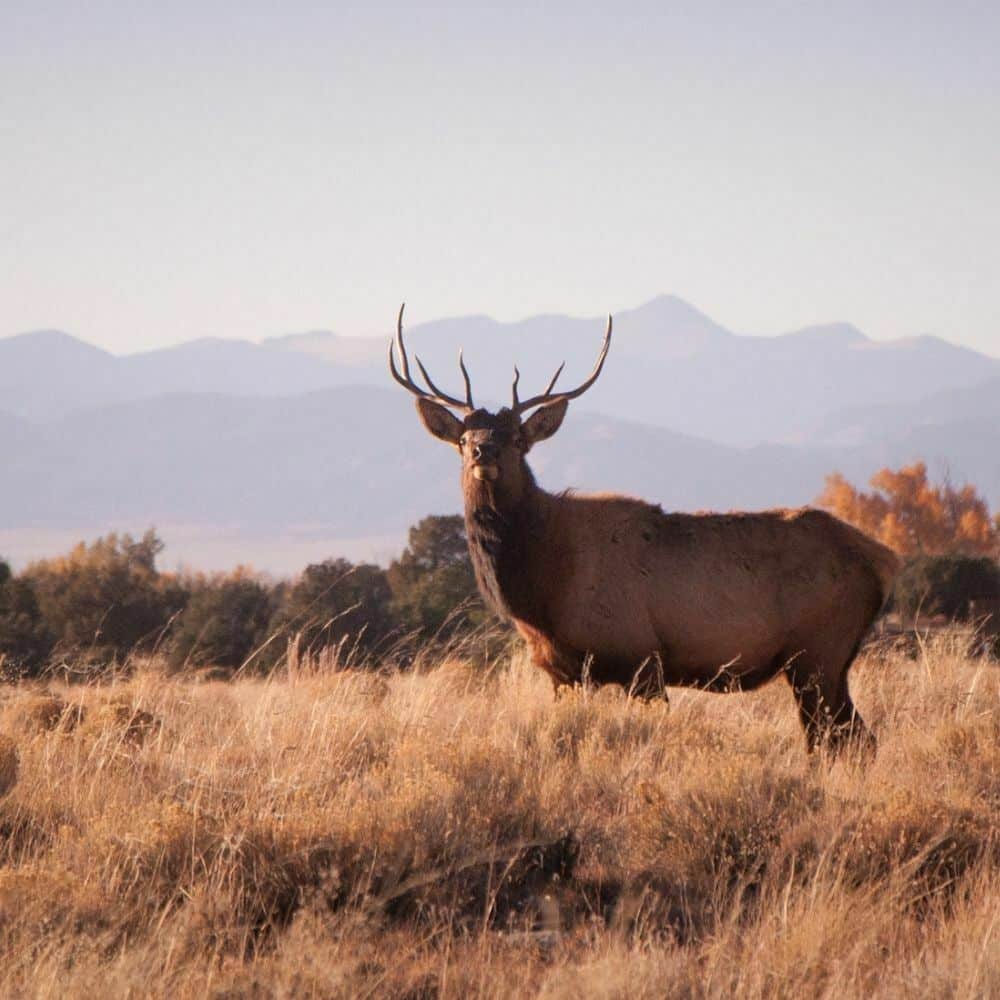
[388,305,613,504]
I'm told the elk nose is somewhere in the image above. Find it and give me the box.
[472,442,499,464]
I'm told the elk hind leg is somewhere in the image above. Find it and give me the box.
[785,642,874,754]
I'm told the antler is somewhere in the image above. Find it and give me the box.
[388,303,475,412]
[510,314,612,415]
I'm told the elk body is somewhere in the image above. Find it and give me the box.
[390,307,899,751]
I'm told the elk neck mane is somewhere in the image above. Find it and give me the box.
[462,464,554,624]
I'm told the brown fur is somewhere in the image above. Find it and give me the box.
[411,394,899,753]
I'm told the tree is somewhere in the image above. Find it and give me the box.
[23,530,184,662]
[817,463,999,557]
[167,573,275,672]
[0,560,53,677]
[269,558,393,659]
[387,515,484,636]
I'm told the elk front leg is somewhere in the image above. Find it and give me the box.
[514,621,582,689]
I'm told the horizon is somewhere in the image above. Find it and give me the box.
[4,292,1000,361]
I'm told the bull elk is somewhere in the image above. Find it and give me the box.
[389,306,899,752]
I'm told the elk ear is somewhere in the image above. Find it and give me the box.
[416,398,464,446]
[522,399,568,449]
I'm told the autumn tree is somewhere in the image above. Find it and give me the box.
[23,530,185,662]
[817,463,999,557]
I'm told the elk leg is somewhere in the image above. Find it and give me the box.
[515,622,582,688]
[785,653,874,754]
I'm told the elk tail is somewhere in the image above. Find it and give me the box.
[850,529,901,607]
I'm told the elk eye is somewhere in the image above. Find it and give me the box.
[459,435,468,446]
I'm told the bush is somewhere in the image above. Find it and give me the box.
[21,530,183,664]
[0,561,53,678]
[5,514,497,677]
[167,575,276,672]
[269,558,393,661]
[894,554,1000,620]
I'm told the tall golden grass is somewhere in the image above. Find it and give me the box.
[0,631,997,998]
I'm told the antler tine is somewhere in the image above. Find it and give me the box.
[387,303,476,411]
[458,349,474,409]
[388,305,426,396]
[511,314,613,415]
[394,303,412,382]
[513,360,561,409]
[388,339,406,387]
[414,355,470,410]
[542,361,565,396]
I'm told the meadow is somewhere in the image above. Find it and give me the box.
[0,630,997,999]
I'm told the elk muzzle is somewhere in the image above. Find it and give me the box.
[471,441,500,481]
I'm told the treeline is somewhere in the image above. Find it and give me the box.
[2,464,999,679]
[0,516,489,679]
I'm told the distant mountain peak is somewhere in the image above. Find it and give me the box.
[128,336,263,360]
[263,329,382,365]
[611,294,731,361]
[0,328,114,358]
[854,333,971,354]
[264,329,338,346]
[629,294,732,331]
[779,322,869,345]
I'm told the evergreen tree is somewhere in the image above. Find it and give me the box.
[387,515,483,636]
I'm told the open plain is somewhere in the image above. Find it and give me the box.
[0,631,997,999]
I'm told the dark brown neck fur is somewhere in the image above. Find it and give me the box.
[463,463,551,626]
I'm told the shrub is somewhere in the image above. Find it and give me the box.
[0,561,53,678]
[167,574,276,672]
[894,554,1000,620]
[22,530,184,664]
[269,558,393,661]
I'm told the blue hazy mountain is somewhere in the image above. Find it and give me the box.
[3,295,997,444]
[2,297,997,569]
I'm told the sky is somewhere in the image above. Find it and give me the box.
[3,1,999,356]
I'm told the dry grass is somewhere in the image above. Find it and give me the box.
[0,630,997,998]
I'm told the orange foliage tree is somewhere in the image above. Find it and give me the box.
[817,462,999,557]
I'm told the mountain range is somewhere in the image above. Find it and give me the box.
[1,296,997,572]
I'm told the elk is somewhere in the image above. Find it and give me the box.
[389,306,899,752]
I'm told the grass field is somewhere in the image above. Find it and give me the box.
[0,631,997,998]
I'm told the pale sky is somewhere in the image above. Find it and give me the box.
[3,1,999,356]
